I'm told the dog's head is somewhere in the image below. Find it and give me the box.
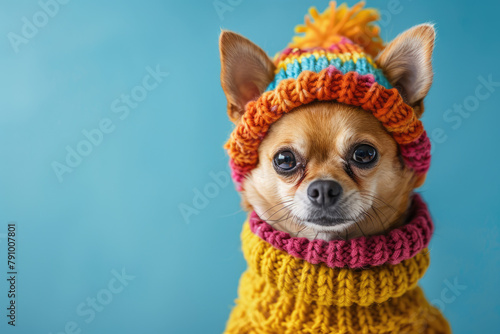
[219,24,435,241]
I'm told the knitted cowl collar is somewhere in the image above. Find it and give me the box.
[224,194,451,333]
[248,194,432,306]
[249,193,433,268]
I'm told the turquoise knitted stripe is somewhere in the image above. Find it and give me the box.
[266,55,392,91]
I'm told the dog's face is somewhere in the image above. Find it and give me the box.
[243,102,417,240]
[220,25,435,240]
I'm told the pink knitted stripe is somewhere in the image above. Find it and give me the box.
[275,38,353,62]
[229,160,245,191]
[400,131,432,175]
[249,194,433,268]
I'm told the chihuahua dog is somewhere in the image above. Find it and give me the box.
[218,4,452,333]
[219,23,435,242]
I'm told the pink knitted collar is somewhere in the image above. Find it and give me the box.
[249,194,433,268]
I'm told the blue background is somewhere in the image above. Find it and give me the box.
[0,0,499,333]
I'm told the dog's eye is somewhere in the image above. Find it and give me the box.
[273,151,296,171]
[352,144,377,165]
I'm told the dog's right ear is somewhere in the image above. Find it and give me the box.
[219,30,276,123]
[375,24,436,118]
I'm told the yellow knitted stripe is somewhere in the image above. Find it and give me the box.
[223,222,452,334]
[242,221,430,307]
[276,50,378,72]
[226,278,449,334]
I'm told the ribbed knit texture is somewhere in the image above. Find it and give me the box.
[249,194,433,268]
[224,196,451,334]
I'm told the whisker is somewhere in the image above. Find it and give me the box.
[295,225,308,238]
[370,205,387,234]
[355,220,366,237]
[359,192,398,214]
[357,195,387,234]
[259,199,294,220]
[267,207,296,226]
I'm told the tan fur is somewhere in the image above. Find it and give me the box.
[219,25,435,241]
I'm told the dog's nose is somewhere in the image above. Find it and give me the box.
[307,180,342,207]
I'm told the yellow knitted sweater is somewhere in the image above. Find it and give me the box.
[224,222,451,334]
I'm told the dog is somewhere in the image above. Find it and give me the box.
[220,2,450,333]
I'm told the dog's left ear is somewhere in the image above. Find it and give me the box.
[376,24,436,118]
[219,30,276,123]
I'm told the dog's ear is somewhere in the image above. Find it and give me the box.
[376,24,435,118]
[219,30,276,123]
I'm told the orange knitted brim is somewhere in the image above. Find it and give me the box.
[225,66,423,174]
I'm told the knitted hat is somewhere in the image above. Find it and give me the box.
[225,1,431,190]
